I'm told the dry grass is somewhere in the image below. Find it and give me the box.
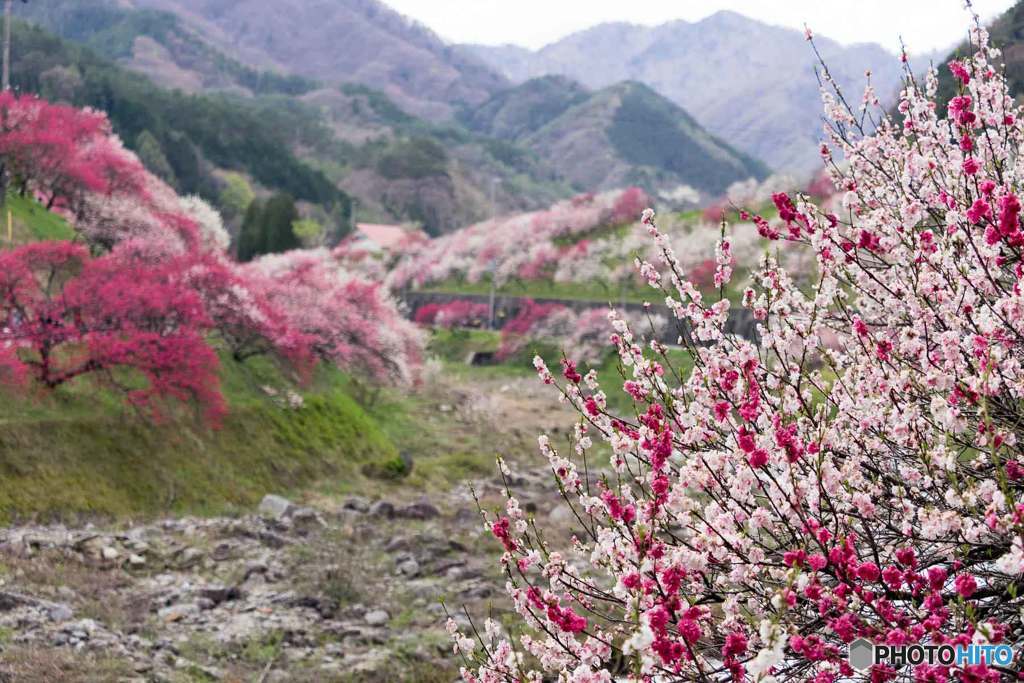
[0,549,149,632]
[0,646,133,683]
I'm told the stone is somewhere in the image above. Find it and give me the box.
[364,609,390,627]
[342,496,370,513]
[101,546,120,561]
[210,542,239,562]
[396,501,439,520]
[258,494,296,520]
[48,603,73,622]
[257,530,289,549]
[174,547,204,569]
[290,508,326,535]
[368,500,395,518]
[198,585,243,606]
[128,553,146,567]
[158,603,200,623]
[397,559,420,577]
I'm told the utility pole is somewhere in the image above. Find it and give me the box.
[487,178,500,330]
[2,1,24,92]
[3,0,12,92]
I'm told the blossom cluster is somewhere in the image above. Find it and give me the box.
[414,300,491,329]
[452,24,1024,683]
[0,94,424,418]
[389,188,649,290]
[497,301,666,364]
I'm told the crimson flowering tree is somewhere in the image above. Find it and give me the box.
[0,93,147,211]
[0,93,204,255]
[0,241,225,422]
[497,299,568,360]
[452,25,1024,683]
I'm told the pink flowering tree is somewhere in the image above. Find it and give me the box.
[415,300,491,329]
[451,25,1024,683]
[0,241,225,423]
[248,250,424,386]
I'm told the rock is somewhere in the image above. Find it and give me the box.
[257,530,289,549]
[342,496,370,513]
[243,560,269,582]
[128,553,146,567]
[174,547,204,569]
[48,603,73,622]
[158,603,200,623]
[396,501,440,520]
[364,609,390,627]
[198,585,243,606]
[101,545,120,561]
[397,559,420,577]
[65,618,98,636]
[211,542,239,561]
[258,494,296,521]
[290,508,326,535]
[368,500,395,518]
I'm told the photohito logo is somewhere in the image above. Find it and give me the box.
[847,638,1015,670]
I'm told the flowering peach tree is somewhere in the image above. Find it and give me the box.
[451,26,1024,683]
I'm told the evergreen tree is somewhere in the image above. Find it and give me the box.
[134,130,176,187]
[236,198,264,262]
[260,193,300,255]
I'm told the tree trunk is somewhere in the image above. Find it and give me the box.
[2,0,12,92]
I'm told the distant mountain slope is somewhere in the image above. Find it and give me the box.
[14,5,570,235]
[123,0,508,120]
[18,1,317,96]
[457,75,590,141]
[10,21,347,214]
[462,11,912,174]
[463,78,768,197]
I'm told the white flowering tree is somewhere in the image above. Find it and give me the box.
[451,23,1024,683]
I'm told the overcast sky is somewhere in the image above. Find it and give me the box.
[384,0,1015,55]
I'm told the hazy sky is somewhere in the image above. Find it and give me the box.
[384,1,1015,54]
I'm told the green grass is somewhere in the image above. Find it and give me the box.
[426,328,500,362]
[0,353,399,522]
[2,192,76,244]
[422,277,653,305]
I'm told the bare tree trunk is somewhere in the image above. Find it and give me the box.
[2,0,11,92]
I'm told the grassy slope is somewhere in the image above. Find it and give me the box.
[0,355,398,522]
[0,199,406,521]
[3,193,76,244]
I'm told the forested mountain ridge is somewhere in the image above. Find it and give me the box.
[462,10,923,173]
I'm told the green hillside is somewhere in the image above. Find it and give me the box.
[10,21,349,218]
[18,1,318,96]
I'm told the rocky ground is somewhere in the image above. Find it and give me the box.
[0,373,583,682]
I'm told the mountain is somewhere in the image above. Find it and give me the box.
[462,11,912,174]
[462,78,768,197]
[17,2,319,97]
[10,21,348,216]
[121,0,508,121]
[457,75,590,141]
[16,3,570,235]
